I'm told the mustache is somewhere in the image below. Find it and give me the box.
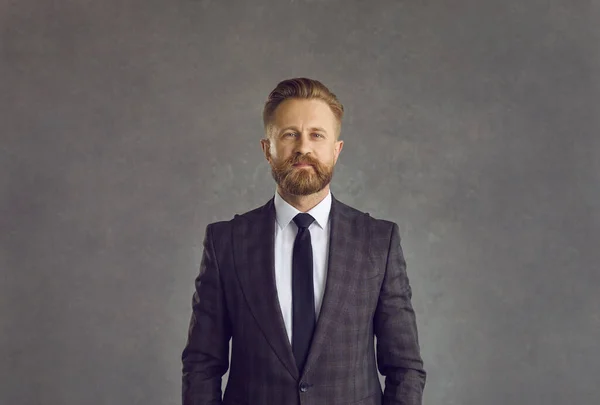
[287,155,319,166]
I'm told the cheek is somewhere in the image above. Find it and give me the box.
[319,148,337,163]
[271,145,291,161]
[332,149,339,162]
[267,141,279,157]
[280,145,296,158]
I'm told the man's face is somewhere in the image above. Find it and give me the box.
[261,98,344,196]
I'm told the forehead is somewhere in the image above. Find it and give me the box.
[272,98,337,130]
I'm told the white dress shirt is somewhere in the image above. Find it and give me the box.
[273,189,332,344]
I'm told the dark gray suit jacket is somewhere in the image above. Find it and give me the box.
[182,195,426,405]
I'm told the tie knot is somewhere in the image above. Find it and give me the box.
[293,213,315,229]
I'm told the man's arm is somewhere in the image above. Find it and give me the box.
[374,222,426,405]
[182,224,232,405]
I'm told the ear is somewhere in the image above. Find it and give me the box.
[260,138,271,162]
[333,139,344,164]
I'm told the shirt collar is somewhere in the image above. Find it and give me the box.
[274,189,332,231]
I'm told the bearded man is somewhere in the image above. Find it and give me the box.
[182,77,426,405]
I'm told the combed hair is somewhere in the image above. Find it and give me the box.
[262,77,344,138]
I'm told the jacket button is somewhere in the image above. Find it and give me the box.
[299,382,309,392]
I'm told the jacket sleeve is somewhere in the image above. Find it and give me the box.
[374,222,426,405]
[182,223,232,405]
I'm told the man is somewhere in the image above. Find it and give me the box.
[182,78,426,405]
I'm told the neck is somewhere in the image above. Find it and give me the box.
[276,185,330,213]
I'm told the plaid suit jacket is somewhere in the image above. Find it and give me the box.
[182,195,426,405]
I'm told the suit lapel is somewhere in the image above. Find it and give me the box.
[301,195,372,378]
[232,198,299,380]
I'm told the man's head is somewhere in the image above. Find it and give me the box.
[260,78,344,196]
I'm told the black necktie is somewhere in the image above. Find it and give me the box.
[292,213,316,374]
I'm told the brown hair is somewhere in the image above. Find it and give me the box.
[262,77,344,138]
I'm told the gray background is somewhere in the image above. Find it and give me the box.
[1,1,599,404]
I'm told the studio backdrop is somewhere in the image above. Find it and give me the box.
[1,1,599,404]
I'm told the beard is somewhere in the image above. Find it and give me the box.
[270,153,334,196]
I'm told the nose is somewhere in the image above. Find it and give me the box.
[294,132,312,155]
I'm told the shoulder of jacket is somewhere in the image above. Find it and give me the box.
[205,199,270,232]
[336,199,396,229]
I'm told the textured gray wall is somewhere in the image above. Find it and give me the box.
[1,1,599,404]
